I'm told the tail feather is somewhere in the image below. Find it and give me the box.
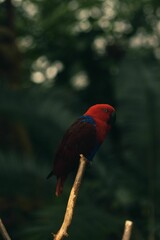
[56,177,65,197]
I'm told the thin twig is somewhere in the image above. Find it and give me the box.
[54,154,88,240]
[0,219,12,240]
[122,220,133,240]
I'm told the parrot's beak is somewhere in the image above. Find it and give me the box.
[108,111,116,125]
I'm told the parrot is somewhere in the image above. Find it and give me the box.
[47,104,116,196]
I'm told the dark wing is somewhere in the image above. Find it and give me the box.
[53,118,98,177]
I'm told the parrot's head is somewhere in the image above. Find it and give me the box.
[84,104,116,125]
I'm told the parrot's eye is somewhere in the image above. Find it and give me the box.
[102,108,108,113]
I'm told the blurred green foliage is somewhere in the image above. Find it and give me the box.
[0,0,160,239]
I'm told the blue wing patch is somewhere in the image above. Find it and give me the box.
[79,115,96,126]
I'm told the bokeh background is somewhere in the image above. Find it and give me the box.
[0,0,160,239]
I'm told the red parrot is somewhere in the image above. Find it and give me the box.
[47,104,116,196]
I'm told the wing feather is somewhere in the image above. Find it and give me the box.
[53,118,98,177]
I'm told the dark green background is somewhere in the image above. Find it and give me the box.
[0,0,160,239]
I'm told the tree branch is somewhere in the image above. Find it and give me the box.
[0,219,12,240]
[122,220,133,240]
[54,154,88,240]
